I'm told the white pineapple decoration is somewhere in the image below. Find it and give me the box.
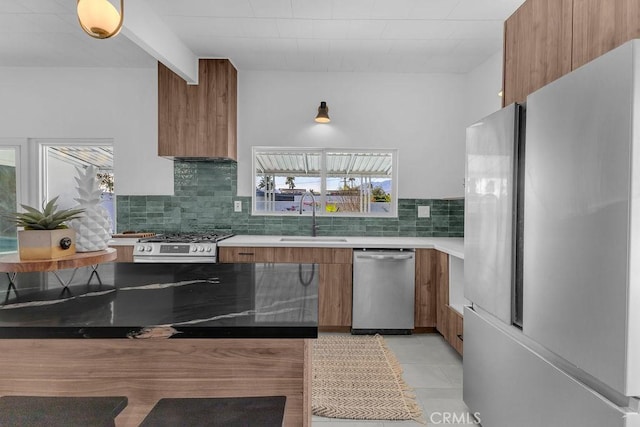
[69,165,112,252]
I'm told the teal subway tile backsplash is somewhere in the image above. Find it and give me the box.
[117,161,463,237]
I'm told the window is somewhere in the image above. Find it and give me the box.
[38,140,115,234]
[0,139,115,254]
[252,148,398,217]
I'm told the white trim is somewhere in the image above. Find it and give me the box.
[0,138,30,208]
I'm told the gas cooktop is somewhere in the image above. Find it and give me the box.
[138,233,234,244]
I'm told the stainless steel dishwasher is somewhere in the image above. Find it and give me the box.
[352,248,415,334]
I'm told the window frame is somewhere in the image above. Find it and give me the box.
[34,138,113,205]
[34,138,115,233]
[0,138,30,208]
[0,139,30,254]
[251,147,398,218]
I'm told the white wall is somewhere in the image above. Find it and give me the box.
[237,71,467,199]
[0,66,173,196]
[0,56,502,201]
[464,51,504,126]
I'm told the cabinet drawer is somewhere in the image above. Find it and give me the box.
[219,246,352,264]
[272,247,352,264]
[218,247,274,263]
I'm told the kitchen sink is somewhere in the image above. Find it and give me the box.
[279,237,348,243]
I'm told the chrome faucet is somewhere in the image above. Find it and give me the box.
[299,191,318,237]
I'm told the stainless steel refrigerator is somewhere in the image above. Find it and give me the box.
[463,39,640,427]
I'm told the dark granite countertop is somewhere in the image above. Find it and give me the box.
[0,263,318,339]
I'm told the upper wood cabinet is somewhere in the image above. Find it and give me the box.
[158,59,237,160]
[572,0,640,69]
[503,0,573,105]
[504,0,640,105]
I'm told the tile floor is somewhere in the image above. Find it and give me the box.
[312,333,478,426]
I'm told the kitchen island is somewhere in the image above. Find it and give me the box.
[0,262,318,426]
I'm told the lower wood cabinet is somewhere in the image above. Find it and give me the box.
[319,264,352,327]
[430,250,464,357]
[220,245,464,349]
[219,246,353,329]
[446,305,464,355]
[414,249,436,329]
[435,251,449,336]
[108,245,133,263]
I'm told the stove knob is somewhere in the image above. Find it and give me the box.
[146,246,152,252]
[191,246,198,252]
[137,246,144,252]
[205,246,212,252]
[198,246,205,252]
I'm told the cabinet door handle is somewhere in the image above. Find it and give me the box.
[237,252,255,256]
[457,334,463,342]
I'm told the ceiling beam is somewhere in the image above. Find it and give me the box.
[120,0,199,84]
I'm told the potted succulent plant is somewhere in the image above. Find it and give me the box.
[4,197,85,260]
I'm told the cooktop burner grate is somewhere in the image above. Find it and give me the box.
[138,233,234,244]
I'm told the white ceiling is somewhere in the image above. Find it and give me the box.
[0,0,525,74]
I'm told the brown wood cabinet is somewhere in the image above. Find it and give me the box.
[503,0,573,105]
[435,250,449,337]
[318,263,352,328]
[446,306,464,355]
[109,245,134,263]
[414,249,436,329]
[572,0,640,69]
[219,246,353,329]
[432,251,465,356]
[158,59,237,159]
[504,0,640,105]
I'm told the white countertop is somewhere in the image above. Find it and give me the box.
[108,235,464,259]
[218,235,464,259]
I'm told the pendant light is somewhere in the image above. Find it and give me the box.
[315,101,330,123]
[77,0,124,39]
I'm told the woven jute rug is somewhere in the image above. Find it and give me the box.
[312,334,423,422]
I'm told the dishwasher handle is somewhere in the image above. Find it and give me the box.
[356,254,414,261]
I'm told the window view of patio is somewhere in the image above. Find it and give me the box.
[253,148,397,217]
[41,144,115,234]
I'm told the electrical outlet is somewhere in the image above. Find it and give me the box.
[417,206,430,218]
[234,200,242,212]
